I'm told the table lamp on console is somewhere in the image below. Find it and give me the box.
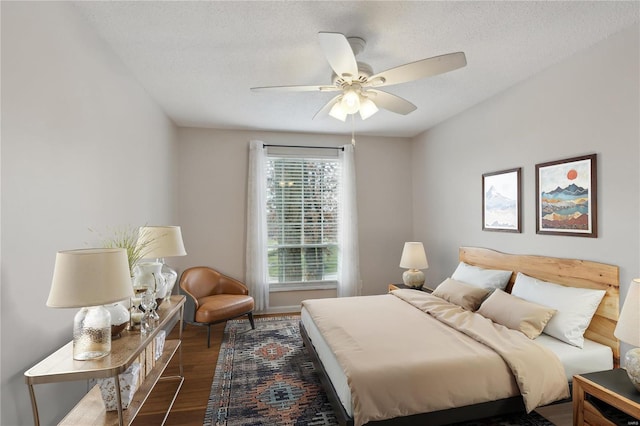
[46,248,134,361]
[137,225,187,301]
[399,242,429,289]
[614,278,640,391]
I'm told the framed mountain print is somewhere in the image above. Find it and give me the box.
[535,154,597,237]
[482,167,521,233]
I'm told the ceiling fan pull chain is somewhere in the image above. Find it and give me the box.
[351,114,356,146]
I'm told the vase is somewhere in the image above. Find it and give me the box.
[133,262,167,307]
[158,259,178,303]
[104,302,130,338]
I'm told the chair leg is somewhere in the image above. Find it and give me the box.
[207,324,211,348]
[248,312,255,329]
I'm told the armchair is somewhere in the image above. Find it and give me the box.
[179,266,255,347]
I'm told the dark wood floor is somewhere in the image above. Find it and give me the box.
[133,320,227,425]
[132,317,573,426]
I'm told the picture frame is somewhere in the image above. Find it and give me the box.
[535,154,597,237]
[482,167,521,233]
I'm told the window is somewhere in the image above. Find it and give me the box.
[266,155,340,289]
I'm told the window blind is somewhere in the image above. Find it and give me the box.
[266,156,340,285]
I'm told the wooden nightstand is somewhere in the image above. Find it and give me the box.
[573,369,640,425]
[388,283,433,293]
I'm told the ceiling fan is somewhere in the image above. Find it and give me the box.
[250,32,467,122]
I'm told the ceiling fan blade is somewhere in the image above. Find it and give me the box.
[368,52,467,87]
[313,95,342,120]
[318,32,358,81]
[251,84,339,92]
[368,89,417,115]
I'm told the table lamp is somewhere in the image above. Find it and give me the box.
[137,226,187,300]
[46,248,134,360]
[399,242,429,289]
[614,278,640,391]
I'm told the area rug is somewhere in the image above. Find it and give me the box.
[204,316,555,426]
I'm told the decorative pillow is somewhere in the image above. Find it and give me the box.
[477,289,557,339]
[433,278,490,311]
[511,272,605,348]
[451,261,512,292]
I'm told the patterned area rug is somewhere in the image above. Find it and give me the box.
[204,316,555,426]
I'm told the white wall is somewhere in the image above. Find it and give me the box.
[412,24,640,356]
[174,128,414,310]
[1,3,178,425]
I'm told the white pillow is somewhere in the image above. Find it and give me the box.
[511,272,605,348]
[451,261,512,292]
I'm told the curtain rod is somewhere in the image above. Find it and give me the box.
[263,144,344,151]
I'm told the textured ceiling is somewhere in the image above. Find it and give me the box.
[72,1,639,138]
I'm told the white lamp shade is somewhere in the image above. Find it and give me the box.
[614,279,640,347]
[138,226,187,259]
[341,88,360,114]
[46,248,134,308]
[399,242,429,270]
[329,101,348,122]
[359,97,379,120]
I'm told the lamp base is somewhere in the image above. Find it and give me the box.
[73,306,111,361]
[402,269,425,289]
[624,347,640,391]
[158,259,178,302]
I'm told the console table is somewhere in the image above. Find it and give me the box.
[25,295,185,426]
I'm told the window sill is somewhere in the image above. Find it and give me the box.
[269,282,337,292]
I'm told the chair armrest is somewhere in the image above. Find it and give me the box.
[218,274,249,295]
[180,286,200,311]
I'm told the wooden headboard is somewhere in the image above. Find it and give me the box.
[459,246,620,367]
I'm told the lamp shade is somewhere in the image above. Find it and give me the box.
[614,279,640,347]
[341,88,360,114]
[46,248,134,308]
[138,226,187,259]
[329,101,348,122]
[399,242,429,270]
[359,97,379,120]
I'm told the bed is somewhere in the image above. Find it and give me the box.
[300,247,620,426]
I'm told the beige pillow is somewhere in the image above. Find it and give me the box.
[477,289,557,339]
[433,278,490,311]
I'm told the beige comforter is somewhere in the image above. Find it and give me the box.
[301,289,569,426]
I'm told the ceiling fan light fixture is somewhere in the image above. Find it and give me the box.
[329,101,347,121]
[359,97,379,120]
[341,88,360,114]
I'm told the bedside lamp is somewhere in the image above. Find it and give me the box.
[614,278,640,391]
[399,242,429,289]
[137,226,187,300]
[46,248,133,360]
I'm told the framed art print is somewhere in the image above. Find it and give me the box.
[482,167,521,233]
[535,154,597,237]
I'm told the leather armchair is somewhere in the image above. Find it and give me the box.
[179,266,255,347]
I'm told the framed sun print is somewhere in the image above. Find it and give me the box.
[535,154,597,237]
[482,167,521,233]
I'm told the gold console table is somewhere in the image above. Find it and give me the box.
[25,295,185,426]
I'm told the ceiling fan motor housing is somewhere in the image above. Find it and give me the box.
[332,61,373,87]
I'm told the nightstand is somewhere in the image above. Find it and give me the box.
[388,283,433,293]
[572,369,640,425]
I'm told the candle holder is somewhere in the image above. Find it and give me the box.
[128,296,143,332]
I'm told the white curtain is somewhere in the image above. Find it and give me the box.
[246,140,269,311]
[337,143,361,297]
